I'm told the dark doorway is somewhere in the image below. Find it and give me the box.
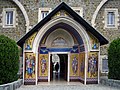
[50,54,68,81]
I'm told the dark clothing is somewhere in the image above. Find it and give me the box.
[55,63,59,72]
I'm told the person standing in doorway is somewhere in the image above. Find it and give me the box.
[55,62,59,73]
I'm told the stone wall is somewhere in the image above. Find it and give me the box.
[19,0,101,26]
[83,0,101,24]
[0,0,112,43]
[1,0,120,46]
[0,0,26,41]
[95,0,120,55]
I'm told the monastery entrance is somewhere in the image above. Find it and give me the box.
[50,54,68,82]
[23,20,101,85]
[17,2,108,85]
[37,23,86,83]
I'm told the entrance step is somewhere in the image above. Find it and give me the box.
[38,81,84,86]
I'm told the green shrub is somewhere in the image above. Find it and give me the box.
[108,38,120,80]
[0,35,19,84]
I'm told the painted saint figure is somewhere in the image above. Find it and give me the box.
[72,56,78,74]
[41,56,47,74]
[31,56,35,74]
[88,54,97,77]
[26,55,35,78]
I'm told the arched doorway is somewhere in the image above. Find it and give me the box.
[37,22,86,83]
[50,53,68,82]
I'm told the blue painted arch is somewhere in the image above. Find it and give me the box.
[40,23,84,46]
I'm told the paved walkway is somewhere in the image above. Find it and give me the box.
[17,82,120,90]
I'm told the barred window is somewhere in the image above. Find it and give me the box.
[107,12,115,26]
[6,11,13,25]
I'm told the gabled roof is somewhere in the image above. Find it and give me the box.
[17,2,108,47]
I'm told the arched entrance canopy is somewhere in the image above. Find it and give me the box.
[32,16,89,53]
[17,2,108,47]
[40,22,84,46]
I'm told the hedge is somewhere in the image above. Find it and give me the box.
[108,38,120,80]
[0,35,19,84]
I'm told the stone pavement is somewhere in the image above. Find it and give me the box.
[17,82,120,90]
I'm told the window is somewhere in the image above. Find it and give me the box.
[102,58,108,73]
[71,7,83,17]
[41,11,49,19]
[105,8,118,29]
[107,12,115,26]
[6,11,13,25]
[3,8,16,28]
[38,8,51,22]
[100,55,108,73]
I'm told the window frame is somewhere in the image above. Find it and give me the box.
[71,7,83,17]
[2,8,16,28]
[107,12,115,26]
[38,8,51,22]
[100,55,108,73]
[104,8,118,29]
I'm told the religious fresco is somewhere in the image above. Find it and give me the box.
[80,45,85,52]
[88,32,99,50]
[87,52,98,78]
[39,54,48,76]
[52,10,71,18]
[25,53,36,79]
[79,53,85,78]
[24,32,37,50]
[70,54,79,76]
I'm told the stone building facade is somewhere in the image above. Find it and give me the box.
[0,0,120,84]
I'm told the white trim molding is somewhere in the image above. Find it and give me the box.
[45,28,74,48]
[23,46,25,84]
[35,51,38,85]
[12,0,29,33]
[48,52,70,82]
[91,0,108,27]
[98,46,100,84]
[71,7,83,17]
